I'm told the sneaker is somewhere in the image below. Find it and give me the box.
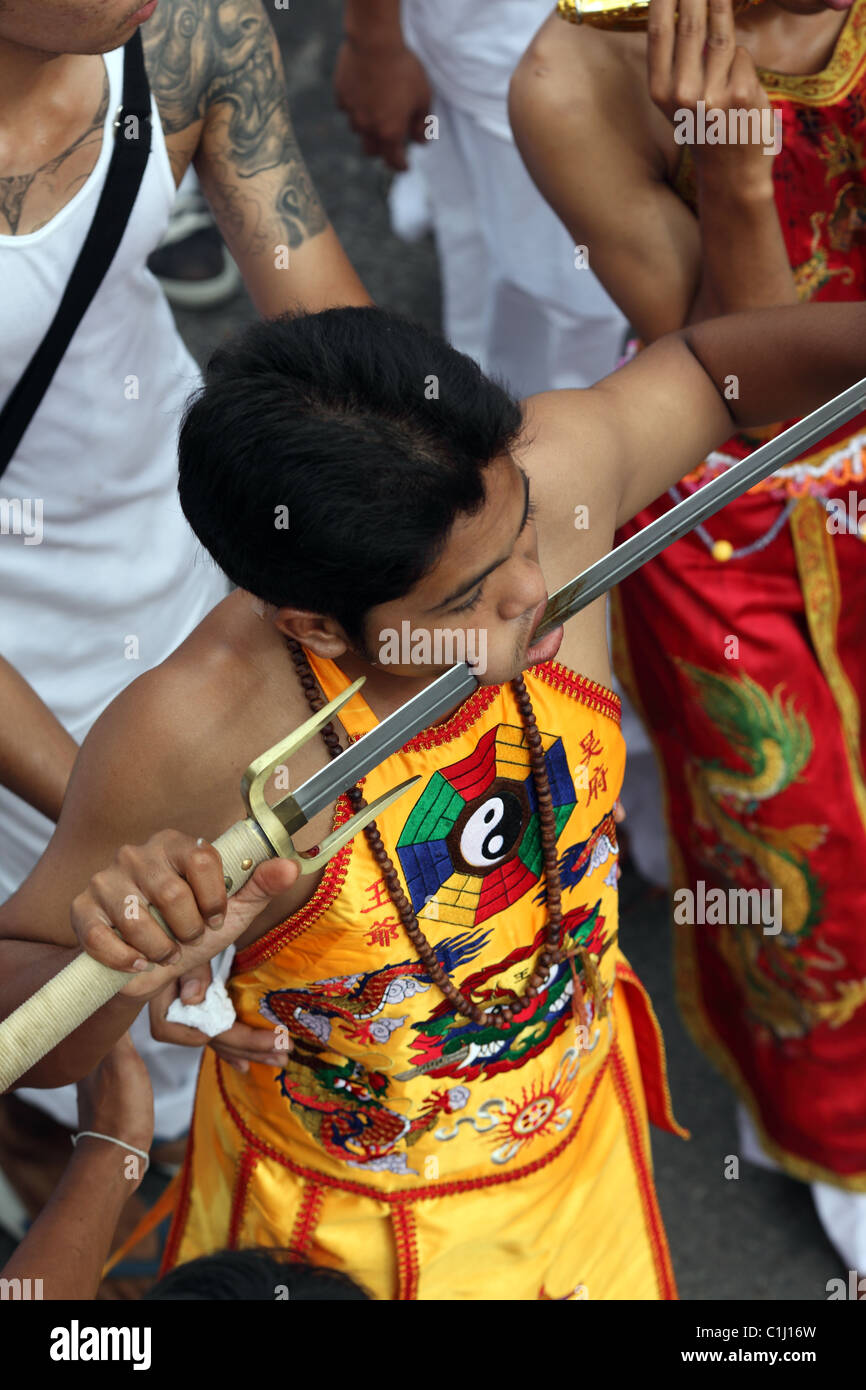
[147,189,242,310]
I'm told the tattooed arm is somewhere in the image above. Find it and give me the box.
[144,0,370,314]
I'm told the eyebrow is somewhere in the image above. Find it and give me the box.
[430,469,532,613]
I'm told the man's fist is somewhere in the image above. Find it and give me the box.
[334,35,433,172]
[70,829,299,1000]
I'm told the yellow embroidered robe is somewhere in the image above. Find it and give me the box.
[162,656,684,1299]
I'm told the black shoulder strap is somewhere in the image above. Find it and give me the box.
[0,31,153,477]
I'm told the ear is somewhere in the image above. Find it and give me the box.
[272,607,350,659]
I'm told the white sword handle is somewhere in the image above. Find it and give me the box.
[0,818,272,1095]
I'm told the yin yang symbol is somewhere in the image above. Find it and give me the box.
[450,781,528,874]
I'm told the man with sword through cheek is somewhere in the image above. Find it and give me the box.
[1,298,864,1300]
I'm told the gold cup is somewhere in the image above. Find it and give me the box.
[557,0,654,28]
[557,0,758,31]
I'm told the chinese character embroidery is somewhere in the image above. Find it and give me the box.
[363,920,400,948]
[587,766,608,802]
[578,731,604,764]
[361,878,392,913]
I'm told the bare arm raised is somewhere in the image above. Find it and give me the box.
[527,298,866,543]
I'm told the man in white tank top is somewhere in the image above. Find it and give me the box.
[0,0,369,1150]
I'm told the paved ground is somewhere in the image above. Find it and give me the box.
[179,0,841,1303]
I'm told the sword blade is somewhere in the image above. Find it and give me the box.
[274,375,866,830]
[283,661,478,827]
[536,375,866,637]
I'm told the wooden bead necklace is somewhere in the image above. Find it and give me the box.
[286,639,569,1031]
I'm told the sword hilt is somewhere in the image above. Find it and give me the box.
[233,676,420,878]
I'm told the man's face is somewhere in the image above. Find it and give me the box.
[361,455,562,689]
[0,0,156,54]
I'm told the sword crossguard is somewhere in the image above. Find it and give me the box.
[232,678,420,879]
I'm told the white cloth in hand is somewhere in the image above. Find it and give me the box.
[165,946,237,1037]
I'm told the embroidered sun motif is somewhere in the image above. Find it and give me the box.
[488,1047,582,1165]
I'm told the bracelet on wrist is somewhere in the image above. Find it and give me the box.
[71,1131,150,1173]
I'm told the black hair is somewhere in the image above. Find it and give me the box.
[144,1248,372,1301]
[178,305,523,650]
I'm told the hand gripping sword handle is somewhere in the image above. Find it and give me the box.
[0,673,423,1091]
[0,816,275,1094]
[0,771,419,1094]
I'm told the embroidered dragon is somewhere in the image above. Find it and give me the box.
[677,661,866,1036]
